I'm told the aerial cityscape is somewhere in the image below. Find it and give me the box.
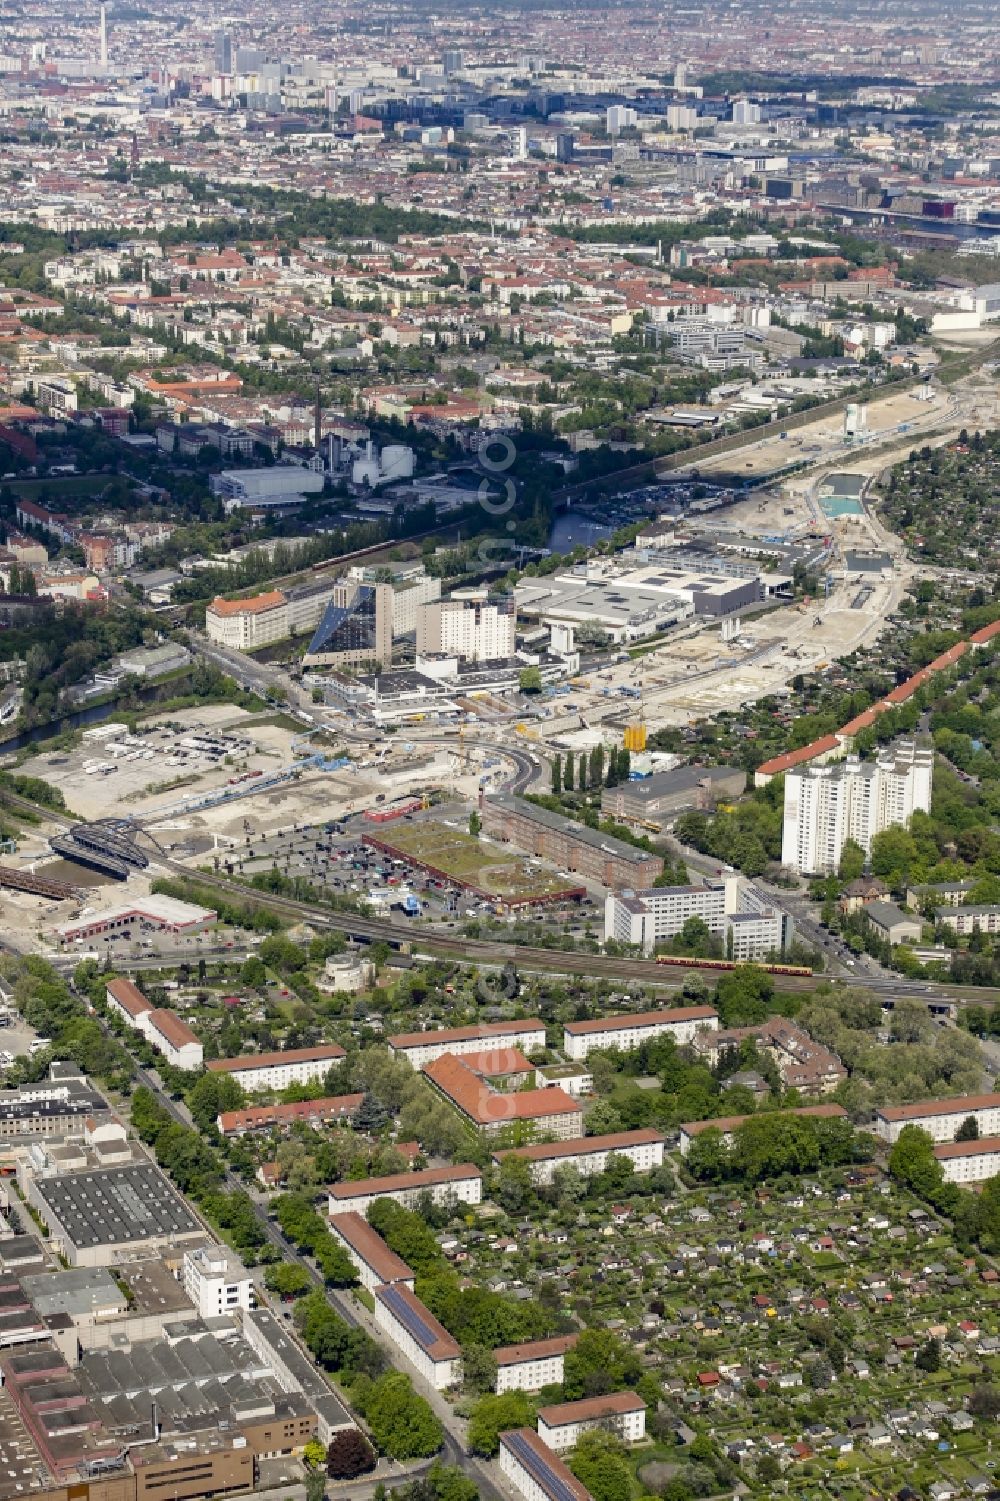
[5,4,1000,1501]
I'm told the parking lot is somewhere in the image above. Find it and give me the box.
[220,810,599,927]
[17,706,280,822]
[0,996,46,1071]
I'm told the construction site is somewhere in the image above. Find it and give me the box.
[684,380,956,482]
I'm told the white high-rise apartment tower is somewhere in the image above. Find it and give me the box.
[416,594,516,662]
[781,739,933,876]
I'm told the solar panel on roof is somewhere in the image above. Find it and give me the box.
[379,1286,443,1353]
[505,1432,582,1501]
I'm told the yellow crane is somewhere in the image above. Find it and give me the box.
[623,672,647,753]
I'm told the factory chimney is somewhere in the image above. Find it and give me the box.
[99,5,108,67]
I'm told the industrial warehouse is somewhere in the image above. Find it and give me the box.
[514,557,768,643]
[28,1163,205,1267]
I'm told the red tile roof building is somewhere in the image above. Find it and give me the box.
[423,1052,582,1138]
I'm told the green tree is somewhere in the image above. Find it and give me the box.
[241,955,267,986]
[462,1343,498,1395]
[303,1439,328,1469]
[567,1431,632,1501]
[551,754,562,795]
[469,810,481,838]
[584,1098,624,1136]
[187,1070,245,1133]
[957,1114,980,1141]
[916,1337,942,1372]
[493,1154,536,1215]
[353,1372,443,1459]
[564,754,575,792]
[969,1386,1000,1419]
[563,1330,641,1400]
[838,839,865,882]
[264,1263,312,1299]
[870,825,919,887]
[519,666,542,694]
[468,1393,534,1457]
[367,1199,443,1273]
[732,1114,821,1182]
[888,1124,955,1210]
[685,1126,730,1183]
[714,965,774,1026]
[670,915,713,956]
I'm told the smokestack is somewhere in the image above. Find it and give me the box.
[314,381,321,452]
[151,1402,160,1441]
[99,5,108,67]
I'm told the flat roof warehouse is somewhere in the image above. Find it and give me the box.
[58,894,217,942]
[32,1163,202,1253]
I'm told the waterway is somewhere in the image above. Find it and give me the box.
[547,513,615,553]
[0,673,201,757]
[0,699,126,757]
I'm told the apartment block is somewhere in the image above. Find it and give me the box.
[935,905,1000,936]
[875,1094,1000,1145]
[934,1136,1000,1184]
[217,1094,364,1137]
[345,564,440,638]
[423,1052,582,1139]
[303,579,393,668]
[206,1045,346,1092]
[105,980,201,1070]
[373,1283,461,1389]
[781,739,932,876]
[604,876,793,959]
[692,1017,846,1096]
[499,1429,592,1501]
[387,1019,547,1070]
[106,977,153,1031]
[205,590,290,650]
[416,592,516,661]
[563,1005,718,1061]
[328,1212,415,1293]
[537,1392,646,1452]
[182,1245,255,1318]
[327,1164,482,1218]
[493,1128,666,1184]
[600,765,746,827]
[481,794,663,890]
[145,1010,203,1071]
[494,1335,579,1394]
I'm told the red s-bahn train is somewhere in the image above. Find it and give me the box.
[654,955,813,977]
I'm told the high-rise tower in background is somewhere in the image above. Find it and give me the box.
[214,30,233,74]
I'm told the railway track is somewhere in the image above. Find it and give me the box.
[9,788,1000,1004]
[153,859,818,991]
